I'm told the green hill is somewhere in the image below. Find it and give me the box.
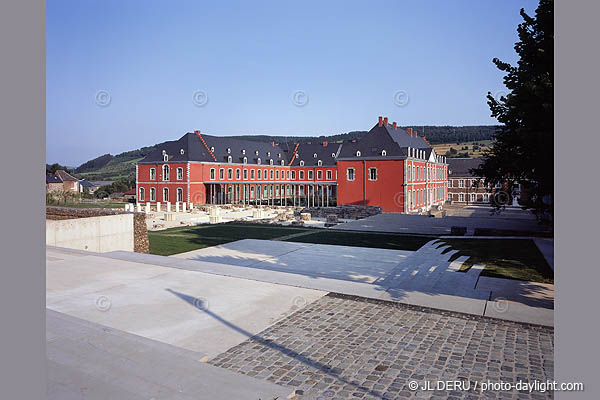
[72,126,499,181]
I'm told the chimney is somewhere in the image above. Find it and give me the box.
[392,122,397,130]
[322,141,328,147]
[307,141,311,144]
[270,141,275,147]
[407,128,413,136]
[383,117,388,127]
[378,116,383,127]
[414,130,418,137]
[194,130,201,135]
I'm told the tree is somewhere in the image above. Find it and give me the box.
[474,0,553,220]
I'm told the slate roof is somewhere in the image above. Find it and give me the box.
[447,158,484,177]
[139,132,294,166]
[79,180,97,188]
[337,123,431,160]
[46,173,62,184]
[288,142,342,167]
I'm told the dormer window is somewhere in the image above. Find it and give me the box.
[277,153,281,158]
[227,148,231,153]
[331,153,336,158]
[313,153,317,158]
[267,151,271,157]
[381,150,387,156]
[162,150,166,155]
[180,149,185,155]
[163,154,168,162]
[300,160,305,166]
[227,155,232,163]
[257,158,261,165]
[242,149,246,155]
[210,146,215,152]
[356,151,361,157]
[317,160,322,166]
[255,150,259,156]
[243,156,247,164]
[280,160,285,166]
[269,159,274,165]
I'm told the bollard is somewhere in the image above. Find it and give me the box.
[175,202,180,213]
[166,202,171,212]
[182,202,187,212]
[190,203,194,210]
[137,203,142,212]
[156,202,161,212]
[146,202,151,213]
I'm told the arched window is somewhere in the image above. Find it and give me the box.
[210,146,215,152]
[280,160,285,166]
[162,165,170,181]
[381,150,387,156]
[163,154,168,162]
[317,160,322,166]
[269,159,274,165]
[331,152,336,158]
[257,158,261,165]
[139,187,145,202]
[356,151,361,157]
[299,160,305,166]
[177,188,183,202]
[227,147,231,153]
[227,155,232,163]
[163,187,169,202]
[313,153,318,158]
[150,187,156,201]
[243,156,247,164]
[180,149,185,155]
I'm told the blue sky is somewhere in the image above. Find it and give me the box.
[47,0,537,166]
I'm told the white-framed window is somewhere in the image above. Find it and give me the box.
[243,169,248,179]
[177,167,183,180]
[308,170,313,180]
[347,168,355,181]
[299,171,305,180]
[270,170,274,180]
[459,179,465,188]
[227,155,232,163]
[368,167,377,181]
[139,187,145,202]
[150,187,156,201]
[257,169,262,180]
[317,160,322,166]
[162,165,170,181]
[459,193,465,202]
[210,168,215,180]
[269,159,274,165]
[210,146,215,152]
[250,169,255,179]
[219,168,224,180]
[471,179,477,188]
[470,193,476,202]
[280,160,285,166]
[227,147,231,154]
[180,149,185,155]
[448,193,452,202]
[250,186,255,198]
[228,168,233,180]
[356,151,361,157]
[243,156,247,164]
[150,168,156,180]
[276,170,280,180]
[381,150,387,156]
[163,154,168,162]
[236,169,240,180]
[257,157,261,165]
[483,193,490,202]
[291,170,296,180]
[177,188,183,202]
[299,160,305,166]
[317,170,323,180]
[448,179,452,188]
[163,187,169,202]
[326,170,332,180]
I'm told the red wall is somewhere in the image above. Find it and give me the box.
[336,160,405,212]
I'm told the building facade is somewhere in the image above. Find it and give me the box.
[136,117,448,213]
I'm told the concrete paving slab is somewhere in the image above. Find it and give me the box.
[533,237,554,271]
[174,239,412,284]
[484,300,554,327]
[172,239,310,266]
[47,310,293,400]
[47,248,326,359]
[381,288,488,315]
[477,275,554,309]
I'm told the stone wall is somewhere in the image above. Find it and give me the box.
[46,206,149,253]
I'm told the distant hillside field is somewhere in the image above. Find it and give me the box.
[71,126,498,181]
[433,140,494,159]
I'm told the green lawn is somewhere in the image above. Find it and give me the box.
[49,201,128,209]
[442,238,553,283]
[149,223,435,255]
[284,230,434,251]
[148,223,314,255]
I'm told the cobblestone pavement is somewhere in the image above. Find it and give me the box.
[209,294,554,399]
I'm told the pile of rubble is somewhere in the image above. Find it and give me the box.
[299,205,381,221]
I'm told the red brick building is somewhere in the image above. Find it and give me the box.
[136,116,448,213]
